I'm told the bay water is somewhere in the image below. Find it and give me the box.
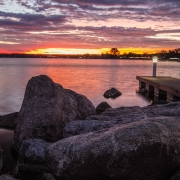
[0,58,180,115]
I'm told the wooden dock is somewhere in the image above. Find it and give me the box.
[136,76,180,102]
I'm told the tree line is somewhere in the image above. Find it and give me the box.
[0,48,179,60]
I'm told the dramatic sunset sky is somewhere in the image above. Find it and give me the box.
[0,0,180,54]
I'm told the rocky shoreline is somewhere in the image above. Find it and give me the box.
[0,75,180,180]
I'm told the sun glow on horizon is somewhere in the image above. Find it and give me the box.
[26,48,101,55]
[25,47,171,55]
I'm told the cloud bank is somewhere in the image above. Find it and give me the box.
[0,0,180,53]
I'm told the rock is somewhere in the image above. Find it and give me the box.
[18,139,51,173]
[168,169,180,180]
[151,100,169,105]
[12,75,95,154]
[66,89,95,119]
[64,102,180,139]
[143,102,180,117]
[45,117,180,180]
[140,88,148,94]
[0,112,18,130]
[34,173,56,180]
[63,120,120,138]
[87,106,145,122]
[95,102,112,114]
[0,146,4,173]
[0,175,16,180]
[103,87,122,98]
[14,172,55,180]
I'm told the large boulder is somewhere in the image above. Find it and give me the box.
[64,102,180,139]
[66,89,95,120]
[0,112,18,130]
[63,106,145,138]
[87,106,145,122]
[12,75,95,153]
[18,139,51,173]
[63,120,120,138]
[45,117,180,180]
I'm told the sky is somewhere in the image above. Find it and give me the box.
[0,0,180,54]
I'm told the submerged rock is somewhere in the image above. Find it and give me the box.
[0,112,18,130]
[140,88,148,94]
[103,87,122,99]
[95,102,112,114]
[12,75,95,153]
[46,117,180,180]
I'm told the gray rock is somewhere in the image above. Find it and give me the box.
[63,120,119,138]
[63,106,145,138]
[95,102,112,114]
[45,117,180,180]
[0,146,4,173]
[143,102,180,117]
[18,139,51,173]
[12,75,95,153]
[0,175,16,180]
[0,112,18,130]
[63,102,180,139]
[103,87,122,98]
[66,89,95,120]
[168,169,180,180]
[87,106,145,122]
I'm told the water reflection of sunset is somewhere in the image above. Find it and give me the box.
[1,58,180,115]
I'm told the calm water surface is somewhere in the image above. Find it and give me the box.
[0,58,180,115]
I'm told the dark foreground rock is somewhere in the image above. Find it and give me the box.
[12,75,95,153]
[0,146,4,173]
[95,102,111,114]
[0,175,17,180]
[63,120,120,138]
[64,103,180,138]
[103,87,122,98]
[0,112,18,130]
[168,169,180,180]
[18,139,51,173]
[45,117,180,180]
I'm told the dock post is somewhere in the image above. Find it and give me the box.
[152,56,158,77]
[145,84,149,97]
[167,93,173,102]
[154,87,159,102]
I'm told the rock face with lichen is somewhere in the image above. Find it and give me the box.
[18,139,51,173]
[12,75,95,153]
[45,117,180,180]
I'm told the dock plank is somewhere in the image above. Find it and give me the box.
[136,76,180,97]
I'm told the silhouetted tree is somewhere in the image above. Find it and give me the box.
[110,47,120,56]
